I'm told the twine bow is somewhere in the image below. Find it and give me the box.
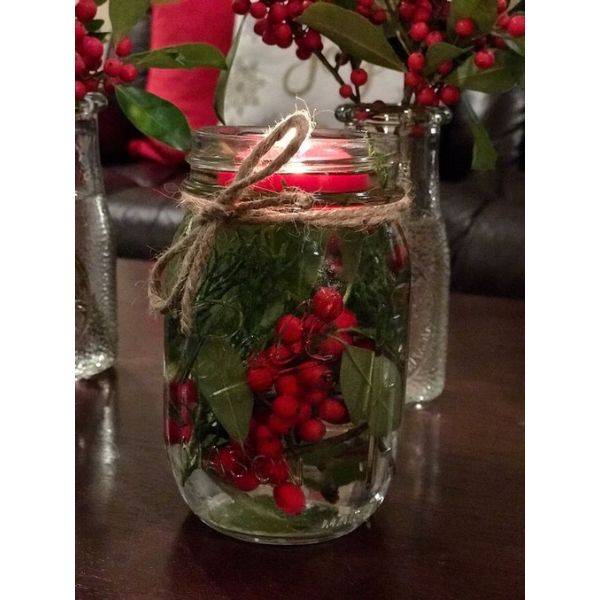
[148,110,410,336]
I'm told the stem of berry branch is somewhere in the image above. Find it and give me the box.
[315,50,359,104]
[382,0,411,56]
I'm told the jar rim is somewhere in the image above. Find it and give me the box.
[189,126,398,175]
[335,103,452,127]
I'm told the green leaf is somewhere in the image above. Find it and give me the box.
[86,19,105,32]
[340,346,403,436]
[507,0,523,11]
[109,0,149,42]
[214,16,246,125]
[297,4,403,72]
[445,50,524,93]
[463,99,497,171]
[424,42,469,76]
[193,338,253,442]
[337,231,363,288]
[449,0,497,34]
[503,36,525,57]
[129,43,227,70]
[115,85,191,151]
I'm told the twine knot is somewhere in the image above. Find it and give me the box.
[148,110,410,336]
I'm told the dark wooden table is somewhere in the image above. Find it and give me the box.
[76,259,524,600]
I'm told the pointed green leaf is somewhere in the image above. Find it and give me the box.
[214,16,246,125]
[129,43,227,70]
[424,42,469,75]
[115,85,191,151]
[297,4,403,72]
[340,346,403,436]
[449,0,497,34]
[109,0,150,42]
[193,338,253,442]
[445,50,524,93]
[463,99,497,171]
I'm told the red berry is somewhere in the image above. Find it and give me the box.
[302,314,328,337]
[80,36,104,60]
[103,78,117,95]
[317,333,352,360]
[247,367,274,393]
[75,20,87,42]
[249,1,267,18]
[455,18,475,37]
[267,413,294,435]
[253,424,274,443]
[262,27,277,45]
[75,0,97,23]
[254,18,268,36]
[407,52,426,72]
[318,398,349,424]
[416,86,438,106]
[359,0,374,7]
[234,471,260,491]
[351,68,368,87]
[216,446,242,473]
[404,71,424,89]
[276,315,303,345]
[492,35,507,49]
[296,47,312,60]
[274,483,306,515]
[275,374,302,397]
[440,84,461,106]
[103,58,122,77]
[304,389,328,406]
[409,21,429,42]
[119,63,138,83]
[75,53,86,78]
[268,2,288,22]
[303,29,323,51]
[507,15,525,37]
[257,436,283,458]
[333,309,358,330]
[296,402,312,424]
[356,5,370,18]
[232,0,251,15]
[84,78,99,92]
[426,30,444,46]
[297,418,326,443]
[312,287,344,322]
[436,59,453,76]
[115,37,133,57]
[287,0,304,18]
[84,53,102,71]
[339,84,353,98]
[370,9,387,24]
[474,49,495,69]
[297,361,334,390]
[398,1,415,21]
[272,395,299,419]
[412,6,432,22]
[267,459,290,484]
[267,343,293,369]
[274,22,293,47]
[75,80,87,102]
[389,243,409,272]
[167,420,193,445]
[497,13,510,29]
[497,0,507,12]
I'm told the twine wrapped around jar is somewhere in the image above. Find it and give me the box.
[148,111,411,336]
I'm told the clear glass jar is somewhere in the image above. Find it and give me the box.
[337,104,451,403]
[163,127,411,544]
[75,93,117,379]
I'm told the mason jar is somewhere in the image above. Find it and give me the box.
[163,127,411,544]
[336,104,451,403]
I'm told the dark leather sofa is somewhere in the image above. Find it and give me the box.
[102,89,524,299]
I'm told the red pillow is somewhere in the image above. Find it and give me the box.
[129,0,234,165]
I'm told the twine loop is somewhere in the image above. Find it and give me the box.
[148,110,410,336]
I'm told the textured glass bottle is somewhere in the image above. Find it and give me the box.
[163,128,410,544]
[337,105,450,403]
[75,93,117,379]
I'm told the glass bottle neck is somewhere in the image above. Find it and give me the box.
[75,94,106,199]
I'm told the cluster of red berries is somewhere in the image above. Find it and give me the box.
[75,0,137,102]
[166,379,199,444]
[397,0,525,107]
[217,286,360,514]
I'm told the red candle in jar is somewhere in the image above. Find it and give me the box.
[216,139,371,193]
